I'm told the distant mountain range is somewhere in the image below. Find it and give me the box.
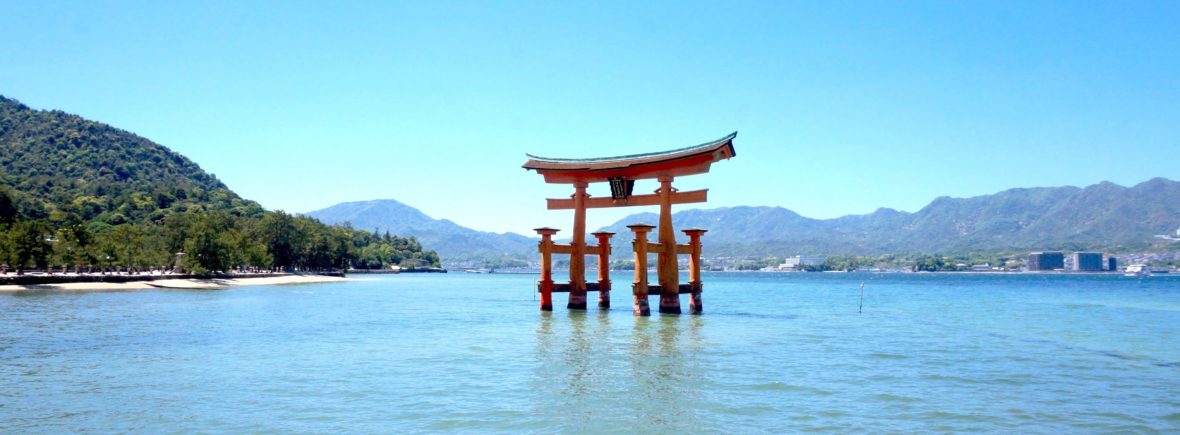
[305,199,536,264]
[599,178,1180,256]
[310,178,1180,263]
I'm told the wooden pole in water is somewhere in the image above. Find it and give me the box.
[858,281,865,314]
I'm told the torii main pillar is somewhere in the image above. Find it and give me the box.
[523,132,737,315]
[655,175,680,314]
[567,181,589,309]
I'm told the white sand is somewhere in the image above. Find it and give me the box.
[0,274,349,292]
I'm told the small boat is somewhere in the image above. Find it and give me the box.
[1124,264,1150,277]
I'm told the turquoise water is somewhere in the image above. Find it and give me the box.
[2,272,1179,432]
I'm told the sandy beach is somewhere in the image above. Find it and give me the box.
[0,274,349,292]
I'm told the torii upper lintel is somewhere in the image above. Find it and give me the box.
[522,132,736,184]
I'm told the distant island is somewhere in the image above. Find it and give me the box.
[0,96,441,276]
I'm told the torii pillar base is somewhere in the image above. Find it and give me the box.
[567,296,588,310]
[688,282,703,314]
[658,296,682,315]
[634,295,650,316]
[598,290,611,309]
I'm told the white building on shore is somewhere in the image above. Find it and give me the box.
[775,255,826,271]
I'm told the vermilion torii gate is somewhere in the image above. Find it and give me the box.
[523,132,737,315]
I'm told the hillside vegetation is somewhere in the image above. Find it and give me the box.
[0,96,439,273]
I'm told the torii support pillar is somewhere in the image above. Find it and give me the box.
[534,227,558,312]
[683,228,707,314]
[592,231,614,308]
[628,224,654,316]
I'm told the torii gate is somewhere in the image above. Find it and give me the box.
[523,132,737,315]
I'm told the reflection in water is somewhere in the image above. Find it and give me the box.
[535,311,553,353]
[530,312,554,420]
[630,312,705,429]
[686,314,705,353]
[563,311,591,397]
[532,310,599,427]
[594,310,611,345]
[533,308,707,431]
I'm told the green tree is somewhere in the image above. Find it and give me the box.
[182,212,235,275]
[259,211,297,270]
[11,220,53,273]
[54,215,93,272]
[110,224,146,273]
[913,255,947,272]
[0,188,17,226]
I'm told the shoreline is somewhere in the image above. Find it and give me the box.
[0,274,350,292]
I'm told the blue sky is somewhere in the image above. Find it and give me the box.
[3,1,1178,235]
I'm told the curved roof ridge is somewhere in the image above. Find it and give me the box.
[525,131,737,163]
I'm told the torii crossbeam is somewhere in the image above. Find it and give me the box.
[523,132,737,315]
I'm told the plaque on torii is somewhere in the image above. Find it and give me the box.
[523,132,737,315]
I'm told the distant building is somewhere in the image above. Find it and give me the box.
[1107,256,1118,272]
[1027,251,1064,271]
[777,255,825,271]
[1072,252,1103,272]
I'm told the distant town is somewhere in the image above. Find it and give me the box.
[749,251,1177,275]
[456,250,1180,276]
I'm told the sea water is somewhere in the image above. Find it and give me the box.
[2,272,1179,432]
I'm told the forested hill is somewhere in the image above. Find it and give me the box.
[0,95,439,273]
[0,95,259,222]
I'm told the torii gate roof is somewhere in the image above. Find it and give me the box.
[523,132,737,184]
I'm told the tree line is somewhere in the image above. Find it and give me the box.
[0,187,439,275]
